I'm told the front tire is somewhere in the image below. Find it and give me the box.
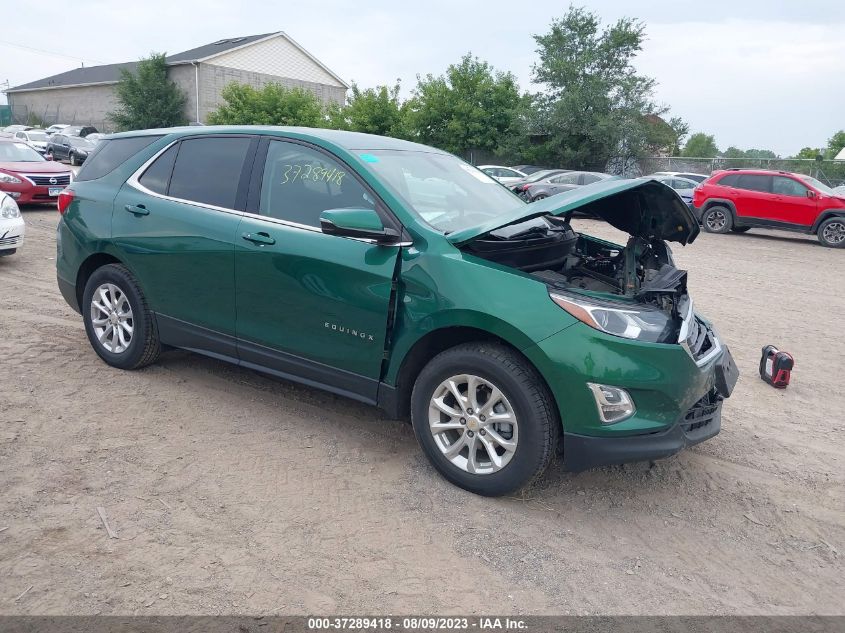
[82,264,161,369]
[531,193,548,201]
[817,217,845,248]
[410,343,558,496]
[702,205,733,233]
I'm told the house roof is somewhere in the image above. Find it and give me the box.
[6,32,345,92]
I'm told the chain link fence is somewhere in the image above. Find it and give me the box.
[629,156,845,186]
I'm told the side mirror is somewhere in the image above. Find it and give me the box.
[806,189,816,198]
[319,208,404,245]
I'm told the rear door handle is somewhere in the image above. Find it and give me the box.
[242,231,276,246]
[124,204,149,216]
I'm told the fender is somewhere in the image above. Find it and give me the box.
[811,209,845,233]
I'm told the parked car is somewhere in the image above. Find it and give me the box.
[833,185,845,197]
[649,171,709,183]
[56,126,736,496]
[13,129,50,154]
[0,138,73,204]
[692,169,845,248]
[86,133,108,143]
[478,165,527,185]
[46,134,97,165]
[0,191,25,255]
[2,125,35,134]
[509,169,570,193]
[44,124,70,136]
[651,175,699,209]
[520,170,614,202]
[510,164,550,175]
[62,125,99,138]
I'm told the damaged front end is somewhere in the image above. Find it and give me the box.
[454,179,701,344]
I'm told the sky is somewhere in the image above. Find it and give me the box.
[1,0,843,156]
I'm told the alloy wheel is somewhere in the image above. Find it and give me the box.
[822,221,845,245]
[90,283,134,354]
[428,374,519,475]
[706,210,727,231]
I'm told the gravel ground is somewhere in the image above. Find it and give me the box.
[0,206,842,616]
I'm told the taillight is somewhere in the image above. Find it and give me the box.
[521,184,530,191]
[57,189,74,214]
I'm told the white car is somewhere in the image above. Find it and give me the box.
[44,124,70,136]
[12,129,50,154]
[478,164,527,185]
[648,170,709,183]
[0,192,25,256]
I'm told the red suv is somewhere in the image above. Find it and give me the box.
[692,169,845,248]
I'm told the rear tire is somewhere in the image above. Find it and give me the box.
[410,343,558,496]
[82,264,161,369]
[817,217,845,248]
[702,206,733,233]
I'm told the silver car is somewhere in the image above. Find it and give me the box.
[520,171,613,201]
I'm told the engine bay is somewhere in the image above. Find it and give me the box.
[462,214,689,320]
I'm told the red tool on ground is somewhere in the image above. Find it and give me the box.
[759,345,793,388]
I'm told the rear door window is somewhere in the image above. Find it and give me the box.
[167,137,253,209]
[75,135,163,181]
[736,174,772,193]
[551,173,580,185]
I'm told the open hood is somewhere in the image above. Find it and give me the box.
[447,178,700,246]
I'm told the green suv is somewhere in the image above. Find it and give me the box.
[56,126,738,496]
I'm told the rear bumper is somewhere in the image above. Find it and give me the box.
[562,391,722,471]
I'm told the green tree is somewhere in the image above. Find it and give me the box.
[207,83,326,127]
[326,82,409,137]
[682,133,719,158]
[406,53,522,159]
[795,147,823,160]
[825,130,845,159]
[723,146,745,159]
[527,6,668,170]
[109,53,187,131]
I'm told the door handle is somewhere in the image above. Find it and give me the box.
[124,204,149,216]
[241,231,276,246]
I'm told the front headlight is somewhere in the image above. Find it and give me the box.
[0,172,22,184]
[550,292,675,343]
[1,195,21,219]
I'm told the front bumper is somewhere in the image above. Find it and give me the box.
[562,389,722,471]
[0,216,26,253]
[523,314,732,470]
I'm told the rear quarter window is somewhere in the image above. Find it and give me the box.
[75,135,163,182]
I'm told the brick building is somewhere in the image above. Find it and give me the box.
[4,32,348,130]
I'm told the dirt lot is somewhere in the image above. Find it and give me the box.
[1,206,843,616]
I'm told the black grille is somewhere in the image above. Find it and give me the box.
[686,316,716,361]
[681,390,721,435]
[0,235,21,246]
[24,173,71,187]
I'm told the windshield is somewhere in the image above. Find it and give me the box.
[361,150,525,233]
[26,132,48,141]
[799,175,835,195]
[0,142,46,162]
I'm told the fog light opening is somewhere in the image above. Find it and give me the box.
[587,383,636,424]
